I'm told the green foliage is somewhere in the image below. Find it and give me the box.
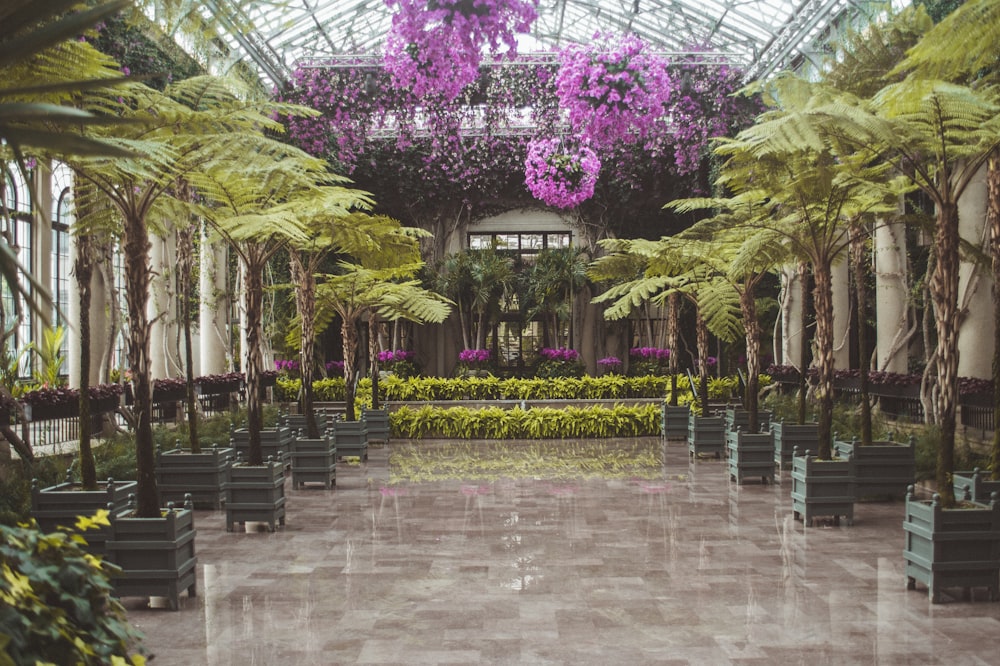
[389,439,668,483]
[0,514,147,665]
[390,404,661,439]
[31,325,67,387]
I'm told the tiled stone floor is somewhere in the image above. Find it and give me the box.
[124,438,1000,665]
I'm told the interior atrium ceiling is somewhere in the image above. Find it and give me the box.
[196,0,889,89]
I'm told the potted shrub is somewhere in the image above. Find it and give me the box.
[727,426,776,485]
[903,488,1000,602]
[790,447,855,527]
[155,441,234,509]
[687,408,726,459]
[105,495,198,611]
[30,474,137,557]
[290,432,336,490]
[225,455,286,532]
[833,434,915,501]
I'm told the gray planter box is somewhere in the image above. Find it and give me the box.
[333,420,368,460]
[660,404,690,440]
[279,412,330,436]
[791,451,855,526]
[724,408,772,433]
[106,502,197,611]
[290,436,336,489]
[727,429,775,484]
[155,445,233,509]
[903,489,1000,603]
[362,407,391,443]
[771,421,820,471]
[833,437,915,501]
[224,460,287,532]
[687,412,726,458]
[953,469,1000,503]
[31,477,137,556]
[229,426,293,466]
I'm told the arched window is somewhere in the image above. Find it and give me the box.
[51,162,73,379]
[1,165,34,379]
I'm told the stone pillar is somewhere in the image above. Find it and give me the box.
[199,225,229,375]
[957,164,993,379]
[831,257,850,369]
[779,265,804,367]
[874,216,909,373]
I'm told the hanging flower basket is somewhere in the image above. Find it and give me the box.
[524,137,600,208]
[555,33,672,149]
[383,0,537,100]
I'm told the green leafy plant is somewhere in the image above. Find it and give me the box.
[0,513,147,665]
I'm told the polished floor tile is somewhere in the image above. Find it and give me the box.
[124,439,1000,665]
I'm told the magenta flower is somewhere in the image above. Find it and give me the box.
[524,138,600,208]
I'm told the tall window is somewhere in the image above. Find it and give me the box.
[466,230,572,374]
[52,163,72,378]
[1,166,34,379]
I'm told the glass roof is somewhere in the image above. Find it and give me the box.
[193,0,890,89]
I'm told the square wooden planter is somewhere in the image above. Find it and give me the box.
[727,429,775,484]
[724,408,772,433]
[953,469,1000,503]
[290,436,336,489]
[833,437,915,501]
[903,490,1000,603]
[687,412,726,458]
[660,404,690,440]
[332,420,368,461]
[224,460,286,532]
[279,412,331,437]
[105,502,197,611]
[229,426,293,467]
[362,407,391,443]
[790,451,855,526]
[771,421,819,472]
[31,478,137,556]
[155,445,234,509]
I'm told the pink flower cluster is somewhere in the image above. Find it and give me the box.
[524,138,601,208]
[379,349,416,363]
[630,347,671,360]
[555,33,673,150]
[383,0,538,101]
[459,348,491,364]
[539,347,579,361]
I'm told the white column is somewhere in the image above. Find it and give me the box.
[199,226,229,375]
[874,217,909,373]
[831,257,851,370]
[957,164,993,379]
[149,233,181,379]
[779,265,804,367]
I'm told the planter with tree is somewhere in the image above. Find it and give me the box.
[106,495,198,611]
[224,456,286,532]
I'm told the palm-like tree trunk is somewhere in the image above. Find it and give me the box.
[696,310,709,411]
[123,212,158,517]
[74,231,96,489]
[342,317,359,421]
[740,288,761,434]
[813,262,835,459]
[176,224,199,451]
[369,311,381,410]
[797,262,810,425]
[850,224,873,445]
[667,293,679,406]
[243,253,266,465]
[289,252,320,438]
[989,151,1000,481]
[931,202,960,504]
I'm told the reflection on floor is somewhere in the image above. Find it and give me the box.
[125,438,1000,664]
